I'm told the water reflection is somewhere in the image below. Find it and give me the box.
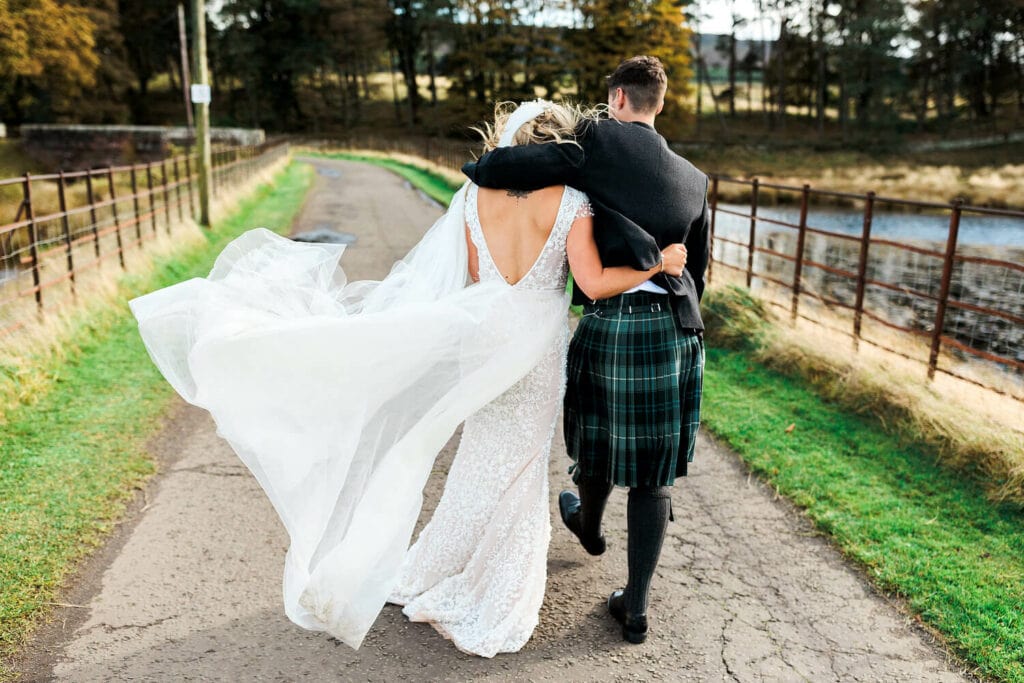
[716,203,1024,247]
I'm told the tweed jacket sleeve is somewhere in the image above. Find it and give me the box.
[462,142,586,192]
[685,181,711,302]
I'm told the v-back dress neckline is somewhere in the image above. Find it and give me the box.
[466,184,570,288]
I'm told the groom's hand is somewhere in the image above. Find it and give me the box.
[660,244,687,277]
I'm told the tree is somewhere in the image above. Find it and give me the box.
[738,45,762,114]
[74,0,135,122]
[714,0,746,117]
[831,0,906,129]
[323,0,390,126]
[118,0,180,123]
[572,0,694,135]
[214,0,326,129]
[0,0,100,123]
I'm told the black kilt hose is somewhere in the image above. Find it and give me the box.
[564,292,705,488]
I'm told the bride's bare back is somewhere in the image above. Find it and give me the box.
[467,185,566,285]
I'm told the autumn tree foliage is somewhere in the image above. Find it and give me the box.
[572,0,693,135]
[3,0,1024,140]
[0,0,100,122]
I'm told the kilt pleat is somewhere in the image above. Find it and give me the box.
[564,293,704,488]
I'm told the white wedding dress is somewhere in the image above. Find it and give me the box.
[389,184,590,657]
[129,174,590,656]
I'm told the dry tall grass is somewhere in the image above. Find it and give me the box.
[703,283,1024,506]
[694,144,1024,209]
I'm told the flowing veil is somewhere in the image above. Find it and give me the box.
[130,164,568,647]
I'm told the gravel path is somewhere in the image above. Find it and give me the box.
[21,158,970,682]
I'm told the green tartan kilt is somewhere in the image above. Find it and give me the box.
[564,292,705,488]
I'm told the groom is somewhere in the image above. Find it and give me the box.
[462,56,709,644]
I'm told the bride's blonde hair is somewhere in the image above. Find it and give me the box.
[475,101,604,152]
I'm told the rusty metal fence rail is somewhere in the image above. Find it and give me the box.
[706,175,1024,398]
[0,141,290,337]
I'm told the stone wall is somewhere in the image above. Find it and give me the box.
[18,125,265,171]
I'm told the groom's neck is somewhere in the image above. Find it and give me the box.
[610,110,657,127]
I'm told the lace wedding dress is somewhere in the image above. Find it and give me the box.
[389,184,591,657]
[129,178,588,654]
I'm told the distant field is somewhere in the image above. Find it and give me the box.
[0,140,31,180]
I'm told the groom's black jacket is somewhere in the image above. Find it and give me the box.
[462,117,710,331]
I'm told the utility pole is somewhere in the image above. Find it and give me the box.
[192,0,212,226]
[178,4,194,130]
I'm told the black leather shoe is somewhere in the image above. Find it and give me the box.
[558,490,606,556]
[608,590,648,644]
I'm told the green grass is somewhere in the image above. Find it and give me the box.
[702,347,1024,682]
[0,161,315,675]
[307,151,459,206]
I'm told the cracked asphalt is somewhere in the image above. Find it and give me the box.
[21,158,972,681]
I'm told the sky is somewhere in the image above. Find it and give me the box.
[692,0,781,41]
[205,0,781,41]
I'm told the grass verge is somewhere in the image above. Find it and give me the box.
[0,161,315,677]
[701,286,1024,682]
[304,150,460,205]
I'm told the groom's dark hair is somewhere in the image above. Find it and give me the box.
[606,56,667,113]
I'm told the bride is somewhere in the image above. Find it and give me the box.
[130,100,686,658]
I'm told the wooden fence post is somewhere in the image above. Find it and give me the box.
[57,171,75,296]
[106,167,126,269]
[161,159,172,233]
[85,171,100,258]
[185,155,196,219]
[791,184,810,321]
[928,200,963,380]
[173,157,184,222]
[746,178,759,289]
[130,166,143,242]
[852,191,875,349]
[146,163,158,235]
[23,174,42,311]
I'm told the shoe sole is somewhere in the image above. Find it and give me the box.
[622,626,647,644]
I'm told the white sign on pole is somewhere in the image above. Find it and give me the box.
[190,84,211,104]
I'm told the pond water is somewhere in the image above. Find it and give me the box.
[715,203,1024,248]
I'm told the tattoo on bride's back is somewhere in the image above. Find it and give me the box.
[506,189,532,199]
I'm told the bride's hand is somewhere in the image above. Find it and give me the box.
[660,244,687,276]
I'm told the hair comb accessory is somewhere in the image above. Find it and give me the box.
[497,100,553,148]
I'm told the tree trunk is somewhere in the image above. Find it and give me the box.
[425,27,438,106]
[389,49,401,122]
[777,18,787,131]
[747,66,753,113]
[700,59,728,135]
[815,0,826,136]
[695,32,703,135]
[1017,35,1024,124]
[339,67,350,128]
[728,28,737,117]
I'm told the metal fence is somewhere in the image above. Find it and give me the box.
[0,141,290,337]
[297,137,1024,399]
[706,176,1024,398]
